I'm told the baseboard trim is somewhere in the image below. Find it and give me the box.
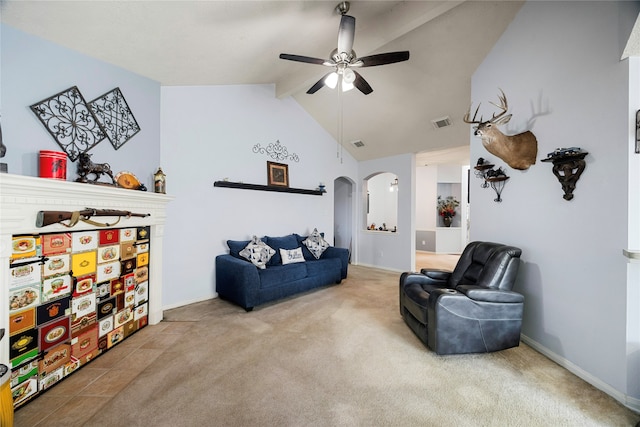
[352,262,405,273]
[162,293,218,311]
[521,334,640,413]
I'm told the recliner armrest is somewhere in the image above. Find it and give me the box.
[401,270,451,288]
[456,285,524,303]
[419,268,452,281]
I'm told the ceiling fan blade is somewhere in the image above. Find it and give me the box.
[307,72,333,94]
[279,54,327,65]
[357,51,410,67]
[352,70,373,95]
[337,15,355,54]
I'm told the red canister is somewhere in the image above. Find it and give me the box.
[39,150,67,180]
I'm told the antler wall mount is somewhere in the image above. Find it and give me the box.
[279,1,410,95]
[464,90,538,170]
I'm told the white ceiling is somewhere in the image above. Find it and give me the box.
[0,0,525,165]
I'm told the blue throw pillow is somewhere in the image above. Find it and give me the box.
[265,234,299,266]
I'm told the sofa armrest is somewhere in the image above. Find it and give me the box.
[215,254,260,310]
[322,246,349,279]
[455,285,524,303]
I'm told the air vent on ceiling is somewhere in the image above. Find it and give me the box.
[431,116,452,129]
[351,140,365,148]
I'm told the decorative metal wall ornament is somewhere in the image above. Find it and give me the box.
[30,86,106,161]
[542,147,588,201]
[0,114,7,173]
[252,140,299,162]
[484,167,509,203]
[636,110,640,154]
[473,157,494,188]
[88,87,141,150]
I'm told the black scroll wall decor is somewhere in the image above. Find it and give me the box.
[253,140,300,162]
[89,87,141,150]
[30,86,106,161]
[30,86,141,160]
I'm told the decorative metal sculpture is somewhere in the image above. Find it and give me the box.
[89,87,141,150]
[464,90,538,170]
[30,86,106,161]
[253,140,299,162]
[542,147,588,201]
[76,152,116,185]
[485,167,509,203]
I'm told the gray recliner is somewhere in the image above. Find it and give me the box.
[399,241,524,355]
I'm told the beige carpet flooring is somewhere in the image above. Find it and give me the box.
[15,263,640,426]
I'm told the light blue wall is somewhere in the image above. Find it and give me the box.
[470,0,640,406]
[1,25,161,187]
[160,85,358,308]
[358,153,415,272]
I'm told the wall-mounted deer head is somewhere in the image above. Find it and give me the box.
[464,90,538,170]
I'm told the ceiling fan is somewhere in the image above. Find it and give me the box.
[279,1,410,95]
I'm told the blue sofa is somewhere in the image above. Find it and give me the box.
[215,233,349,311]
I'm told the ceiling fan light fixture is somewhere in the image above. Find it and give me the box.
[341,80,354,92]
[325,72,339,89]
[343,68,356,84]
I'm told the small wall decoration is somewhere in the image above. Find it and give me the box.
[636,110,640,154]
[473,157,494,188]
[484,167,510,203]
[542,147,588,201]
[253,140,299,162]
[267,161,289,187]
[88,87,141,150]
[0,114,7,173]
[463,89,538,170]
[30,86,106,161]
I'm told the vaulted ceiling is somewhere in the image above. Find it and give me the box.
[1,0,525,165]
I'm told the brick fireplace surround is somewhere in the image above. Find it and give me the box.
[0,173,172,375]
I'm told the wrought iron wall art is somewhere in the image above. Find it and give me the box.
[473,157,494,188]
[88,87,141,150]
[30,86,106,161]
[253,140,299,162]
[636,110,640,154]
[484,167,509,202]
[0,114,6,173]
[542,147,588,201]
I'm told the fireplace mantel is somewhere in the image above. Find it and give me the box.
[0,173,173,369]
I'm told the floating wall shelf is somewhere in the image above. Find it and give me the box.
[213,181,323,196]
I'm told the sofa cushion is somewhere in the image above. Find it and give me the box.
[258,263,308,289]
[302,228,330,259]
[305,258,341,282]
[239,236,275,269]
[280,247,305,265]
[265,234,299,266]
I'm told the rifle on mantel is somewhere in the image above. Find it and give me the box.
[36,208,150,228]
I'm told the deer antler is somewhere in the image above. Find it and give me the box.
[464,89,511,125]
[463,102,483,124]
[488,89,509,123]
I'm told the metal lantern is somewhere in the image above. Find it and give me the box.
[154,167,166,194]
